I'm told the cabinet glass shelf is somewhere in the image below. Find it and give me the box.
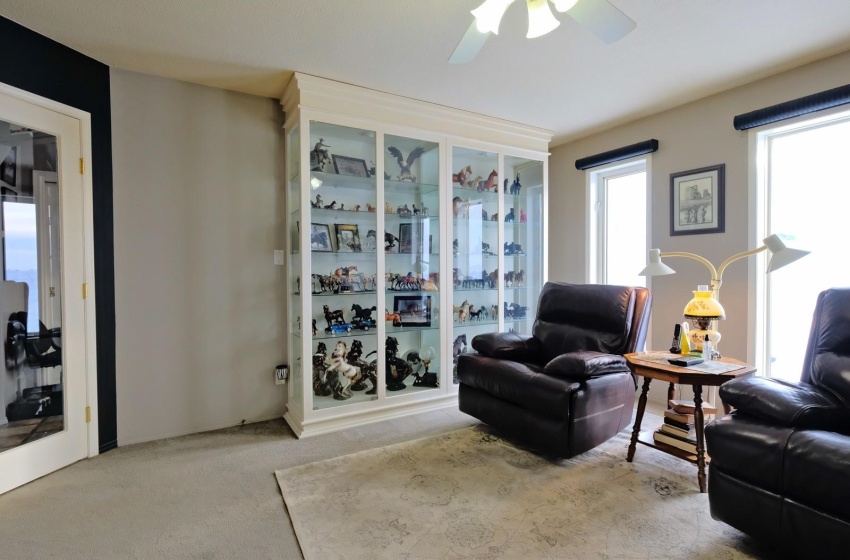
[452,186,498,200]
[296,291,380,298]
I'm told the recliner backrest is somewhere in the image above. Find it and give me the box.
[801,288,850,405]
[532,282,651,364]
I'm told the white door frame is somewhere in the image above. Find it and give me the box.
[33,170,60,330]
[0,81,98,493]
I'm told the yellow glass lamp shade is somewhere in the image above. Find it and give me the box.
[683,287,725,352]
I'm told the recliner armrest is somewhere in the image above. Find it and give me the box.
[720,377,850,429]
[471,332,541,363]
[544,351,628,380]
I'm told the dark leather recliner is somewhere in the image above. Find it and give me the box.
[457,282,652,458]
[705,288,850,558]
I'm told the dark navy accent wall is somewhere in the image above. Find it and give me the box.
[0,16,117,452]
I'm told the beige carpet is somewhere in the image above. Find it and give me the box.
[277,426,763,560]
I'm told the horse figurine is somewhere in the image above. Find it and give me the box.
[452,165,472,186]
[504,242,525,255]
[469,305,485,321]
[509,173,522,195]
[452,334,468,359]
[351,303,376,322]
[348,339,378,395]
[326,341,361,400]
[385,308,402,327]
[312,342,331,396]
[478,170,498,192]
[385,231,400,250]
[504,208,515,222]
[453,300,470,323]
[323,304,345,328]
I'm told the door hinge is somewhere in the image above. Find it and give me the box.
[82,283,88,299]
[80,158,85,175]
[85,406,91,423]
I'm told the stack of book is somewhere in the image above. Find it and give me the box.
[653,399,717,454]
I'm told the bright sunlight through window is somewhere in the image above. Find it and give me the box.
[762,114,850,381]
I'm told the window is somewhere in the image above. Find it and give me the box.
[756,109,850,381]
[588,160,648,286]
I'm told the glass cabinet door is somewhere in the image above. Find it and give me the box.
[450,147,500,384]
[503,156,544,336]
[287,125,303,414]
[305,121,378,410]
[383,134,441,396]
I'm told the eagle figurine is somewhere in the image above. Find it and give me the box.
[387,146,425,182]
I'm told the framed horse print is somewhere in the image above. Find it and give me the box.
[310,223,333,252]
[393,295,432,327]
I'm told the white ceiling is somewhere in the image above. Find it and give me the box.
[2,0,850,145]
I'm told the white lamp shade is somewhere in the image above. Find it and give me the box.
[639,249,676,276]
[472,0,515,34]
[526,0,560,38]
[550,0,579,12]
[764,233,811,273]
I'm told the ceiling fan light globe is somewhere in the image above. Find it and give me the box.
[472,0,515,34]
[526,0,561,38]
[550,0,579,13]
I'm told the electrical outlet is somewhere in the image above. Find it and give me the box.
[275,365,288,385]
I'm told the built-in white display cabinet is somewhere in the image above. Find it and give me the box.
[282,74,550,437]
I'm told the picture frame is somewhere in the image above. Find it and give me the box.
[393,295,432,327]
[1,146,17,187]
[398,222,429,254]
[309,223,333,252]
[332,155,369,178]
[670,164,725,236]
[334,223,362,253]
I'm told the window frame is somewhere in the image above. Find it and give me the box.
[751,106,850,376]
[586,157,649,285]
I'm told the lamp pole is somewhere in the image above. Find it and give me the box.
[658,245,769,299]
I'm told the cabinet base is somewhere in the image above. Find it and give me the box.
[284,394,459,438]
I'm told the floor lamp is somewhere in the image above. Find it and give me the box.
[640,233,810,352]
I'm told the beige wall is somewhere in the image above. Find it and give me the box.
[550,49,850,367]
[111,69,287,445]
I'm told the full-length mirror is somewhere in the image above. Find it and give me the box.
[0,118,63,453]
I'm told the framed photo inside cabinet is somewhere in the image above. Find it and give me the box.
[310,223,333,252]
[670,164,725,236]
[393,295,432,327]
[335,224,362,252]
[398,222,431,254]
[332,155,369,178]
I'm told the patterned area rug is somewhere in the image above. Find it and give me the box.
[276,427,763,560]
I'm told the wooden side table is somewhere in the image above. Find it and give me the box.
[624,352,756,493]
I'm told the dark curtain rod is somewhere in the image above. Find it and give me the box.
[575,139,659,170]
[734,84,850,130]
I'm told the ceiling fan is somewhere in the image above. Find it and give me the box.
[449,0,636,64]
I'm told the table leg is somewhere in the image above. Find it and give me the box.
[693,384,707,493]
[667,382,675,406]
[627,376,652,462]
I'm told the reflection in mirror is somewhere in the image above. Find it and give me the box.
[0,118,63,453]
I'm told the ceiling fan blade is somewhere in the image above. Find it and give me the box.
[567,0,636,44]
[449,21,491,64]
